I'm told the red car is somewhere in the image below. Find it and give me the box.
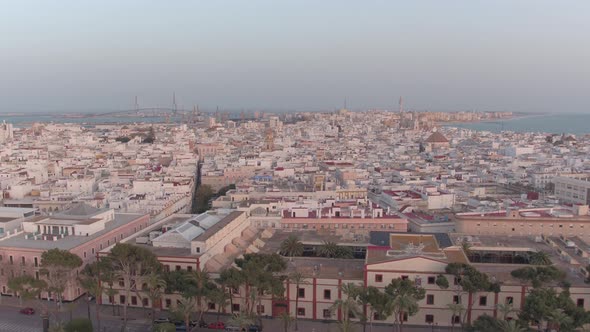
[207,321,225,329]
[20,307,35,315]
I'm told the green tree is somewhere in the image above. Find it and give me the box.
[445,263,500,327]
[280,235,304,261]
[447,303,465,332]
[497,320,527,332]
[217,268,245,315]
[7,275,47,306]
[208,287,230,323]
[547,309,574,332]
[470,314,500,332]
[228,312,254,330]
[141,271,167,323]
[102,243,162,332]
[153,322,175,332]
[288,272,307,331]
[385,278,425,332]
[235,253,287,329]
[353,286,372,332]
[193,185,214,213]
[330,283,361,330]
[64,318,93,332]
[171,296,196,332]
[496,303,514,321]
[528,251,551,265]
[40,248,83,306]
[79,261,110,332]
[435,274,449,289]
[185,268,215,323]
[318,241,340,258]
[518,287,587,331]
[510,265,565,288]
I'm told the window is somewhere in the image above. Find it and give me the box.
[196,247,201,253]
[175,265,181,271]
[256,304,264,314]
[21,257,25,266]
[143,298,149,306]
[187,266,193,272]
[375,274,383,282]
[298,288,305,298]
[401,275,409,280]
[426,295,434,305]
[118,279,125,287]
[427,276,436,284]
[324,289,331,300]
[506,297,513,305]
[454,277,461,285]
[209,303,216,310]
[119,295,126,304]
[232,287,239,294]
[453,315,461,324]
[232,304,240,312]
[577,299,585,308]
[131,296,137,305]
[165,299,171,308]
[297,308,305,316]
[91,248,95,254]
[323,309,332,319]
[402,313,408,322]
[425,315,434,323]
[9,256,13,265]
[34,257,38,267]
[453,295,460,304]
[83,252,87,258]
[479,296,487,306]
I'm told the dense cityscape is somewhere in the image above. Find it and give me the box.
[3,1,590,331]
[0,107,589,332]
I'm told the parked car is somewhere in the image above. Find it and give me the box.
[153,317,170,324]
[247,325,262,332]
[172,321,187,331]
[224,326,241,332]
[208,321,225,330]
[190,320,208,328]
[19,307,35,315]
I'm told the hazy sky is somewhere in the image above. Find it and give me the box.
[1,1,589,113]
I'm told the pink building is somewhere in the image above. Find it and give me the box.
[0,203,149,301]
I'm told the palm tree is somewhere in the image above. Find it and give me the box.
[529,251,551,265]
[331,283,361,328]
[338,319,357,332]
[548,309,574,332]
[217,268,245,314]
[172,296,196,332]
[280,235,304,260]
[319,241,340,258]
[142,272,167,323]
[279,312,293,332]
[186,268,211,323]
[496,303,514,320]
[497,320,527,332]
[209,288,230,323]
[228,312,254,330]
[447,303,465,332]
[289,272,308,331]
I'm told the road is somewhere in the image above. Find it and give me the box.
[0,297,448,332]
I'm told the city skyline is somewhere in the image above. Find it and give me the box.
[2,1,589,113]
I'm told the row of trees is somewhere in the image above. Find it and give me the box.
[280,235,355,260]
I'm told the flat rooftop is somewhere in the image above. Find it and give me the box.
[455,235,588,286]
[0,213,143,251]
